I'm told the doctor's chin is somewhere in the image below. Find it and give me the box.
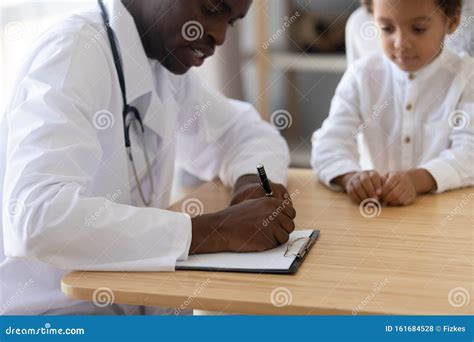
[0,0,472,341]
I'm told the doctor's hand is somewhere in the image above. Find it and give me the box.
[230,174,290,206]
[190,197,296,254]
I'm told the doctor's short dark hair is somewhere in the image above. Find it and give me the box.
[361,0,462,17]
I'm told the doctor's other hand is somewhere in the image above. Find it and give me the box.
[190,197,296,254]
[230,174,290,206]
[334,170,384,204]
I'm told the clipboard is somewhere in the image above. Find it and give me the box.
[176,230,319,275]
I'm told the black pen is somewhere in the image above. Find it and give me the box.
[256,164,273,197]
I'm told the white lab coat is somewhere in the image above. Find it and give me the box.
[0,0,289,314]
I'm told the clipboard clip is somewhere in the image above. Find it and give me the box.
[284,236,315,259]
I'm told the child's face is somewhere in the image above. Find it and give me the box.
[373,0,460,73]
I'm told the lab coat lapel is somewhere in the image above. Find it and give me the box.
[142,94,173,143]
[105,0,173,141]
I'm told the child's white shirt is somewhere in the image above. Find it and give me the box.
[311,48,474,193]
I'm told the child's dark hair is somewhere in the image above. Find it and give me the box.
[361,0,462,17]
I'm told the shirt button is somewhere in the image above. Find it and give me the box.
[406,104,413,111]
[404,136,411,144]
[409,73,416,80]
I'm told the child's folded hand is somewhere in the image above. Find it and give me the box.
[381,172,417,206]
[343,171,384,204]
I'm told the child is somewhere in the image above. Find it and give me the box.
[312,0,473,206]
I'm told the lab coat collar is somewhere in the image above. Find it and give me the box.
[389,48,451,83]
[103,0,153,104]
[102,0,169,139]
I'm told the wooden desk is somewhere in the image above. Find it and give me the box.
[62,169,473,315]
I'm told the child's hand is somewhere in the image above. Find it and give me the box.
[381,171,417,206]
[341,171,384,204]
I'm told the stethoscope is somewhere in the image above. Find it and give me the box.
[98,0,155,206]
